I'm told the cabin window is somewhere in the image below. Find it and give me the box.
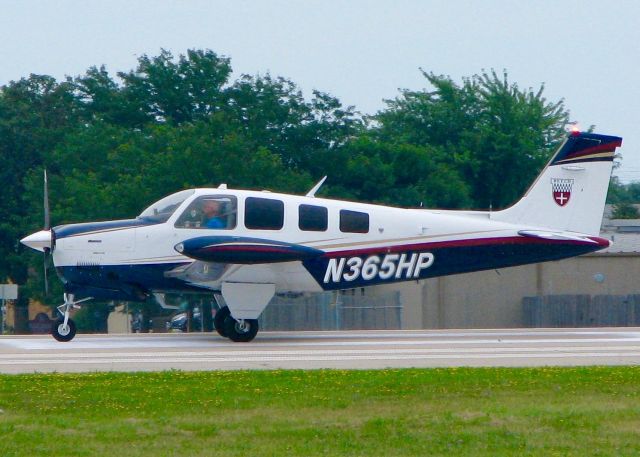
[138,189,195,223]
[299,204,328,232]
[174,195,237,230]
[245,197,284,230]
[340,209,369,233]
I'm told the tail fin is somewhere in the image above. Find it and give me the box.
[493,131,622,236]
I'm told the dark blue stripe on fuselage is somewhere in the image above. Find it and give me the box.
[57,262,196,301]
[303,239,604,290]
[54,218,158,239]
[56,238,606,299]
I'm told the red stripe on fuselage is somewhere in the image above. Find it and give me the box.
[203,245,293,253]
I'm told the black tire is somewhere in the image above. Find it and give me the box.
[223,316,259,342]
[51,318,77,342]
[213,306,230,337]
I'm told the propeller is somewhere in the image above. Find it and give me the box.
[20,169,55,295]
[43,170,51,295]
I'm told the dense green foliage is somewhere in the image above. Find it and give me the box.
[611,202,640,219]
[375,70,569,208]
[1,367,640,456]
[608,177,640,205]
[1,49,577,311]
[607,178,640,219]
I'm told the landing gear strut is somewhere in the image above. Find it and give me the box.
[216,282,273,343]
[51,293,92,342]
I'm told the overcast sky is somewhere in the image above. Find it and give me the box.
[1,0,638,181]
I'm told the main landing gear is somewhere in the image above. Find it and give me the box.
[212,282,273,343]
[51,293,92,342]
[213,306,259,342]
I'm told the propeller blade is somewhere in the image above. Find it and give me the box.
[43,248,50,296]
[44,169,50,230]
[43,169,52,295]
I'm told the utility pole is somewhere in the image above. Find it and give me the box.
[0,285,18,334]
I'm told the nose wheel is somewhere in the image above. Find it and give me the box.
[51,293,92,342]
[52,318,77,342]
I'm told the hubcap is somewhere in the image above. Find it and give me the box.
[58,324,70,336]
[235,320,249,333]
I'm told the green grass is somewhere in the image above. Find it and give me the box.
[1,367,640,456]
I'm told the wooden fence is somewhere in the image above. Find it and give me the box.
[523,295,640,327]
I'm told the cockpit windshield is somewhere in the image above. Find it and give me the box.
[137,189,195,223]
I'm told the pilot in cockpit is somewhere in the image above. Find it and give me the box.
[202,199,225,229]
[175,196,236,229]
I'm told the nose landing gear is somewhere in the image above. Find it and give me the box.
[52,318,76,342]
[51,293,92,342]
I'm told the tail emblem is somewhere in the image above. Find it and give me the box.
[551,178,574,207]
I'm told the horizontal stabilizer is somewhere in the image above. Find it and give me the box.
[518,230,610,247]
[175,236,323,264]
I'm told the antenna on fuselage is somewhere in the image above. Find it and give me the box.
[306,176,327,198]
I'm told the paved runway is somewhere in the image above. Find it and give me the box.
[1,328,640,374]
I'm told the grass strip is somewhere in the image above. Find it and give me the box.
[0,366,639,456]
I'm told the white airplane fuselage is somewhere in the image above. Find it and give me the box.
[50,187,607,298]
[20,131,623,342]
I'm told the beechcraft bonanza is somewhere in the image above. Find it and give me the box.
[21,131,622,342]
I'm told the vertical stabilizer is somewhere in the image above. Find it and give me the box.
[493,131,622,235]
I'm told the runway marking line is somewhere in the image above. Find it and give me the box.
[2,352,640,366]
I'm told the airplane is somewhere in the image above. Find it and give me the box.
[20,130,622,342]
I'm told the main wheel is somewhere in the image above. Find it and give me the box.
[223,316,259,342]
[213,306,230,337]
[51,318,77,342]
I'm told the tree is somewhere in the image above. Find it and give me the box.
[0,50,583,334]
[0,75,85,330]
[116,49,233,125]
[315,136,471,208]
[375,70,570,209]
[612,202,640,219]
[224,74,360,173]
[0,76,82,280]
[607,177,640,205]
